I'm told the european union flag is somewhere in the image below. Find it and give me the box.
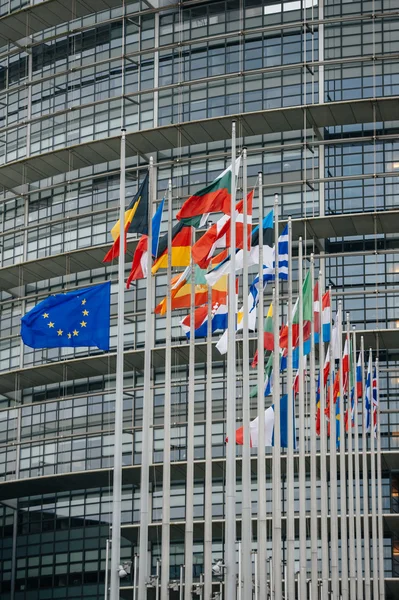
[21,282,111,351]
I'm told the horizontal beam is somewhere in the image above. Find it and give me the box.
[0,97,398,189]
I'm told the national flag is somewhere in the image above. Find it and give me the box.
[356,353,363,399]
[125,198,165,286]
[316,345,330,435]
[21,282,111,351]
[152,222,192,273]
[235,394,295,448]
[279,272,312,350]
[192,191,253,269]
[364,355,372,433]
[103,173,149,262]
[250,352,273,398]
[176,158,241,226]
[342,337,350,392]
[180,302,228,338]
[249,224,289,309]
[336,395,341,448]
[251,302,274,367]
[372,366,378,436]
[205,210,274,287]
[215,294,257,355]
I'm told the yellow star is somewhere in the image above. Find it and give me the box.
[42,313,49,318]
[81,299,87,305]
[67,333,72,339]
[57,329,63,336]
[80,321,87,328]
[73,329,79,336]
[48,322,54,328]
[82,309,89,316]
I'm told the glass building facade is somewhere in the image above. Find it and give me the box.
[0,0,398,598]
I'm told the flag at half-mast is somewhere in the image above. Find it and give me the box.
[176,158,241,227]
[192,190,253,269]
[103,173,149,262]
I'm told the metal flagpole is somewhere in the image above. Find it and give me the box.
[318,272,329,600]
[329,298,339,600]
[109,129,127,600]
[138,156,155,600]
[309,255,318,600]
[345,314,356,600]
[225,120,238,599]
[241,148,252,600]
[352,328,364,600]
[184,230,196,599]
[338,302,348,600]
[376,358,385,600]
[256,172,268,598]
[286,218,295,600]
[161,180,173,600]
[369,348,379,600]
[272,193,282,600]
[361,337,371,600]
[297,238,307,600]
[204,282,213,600]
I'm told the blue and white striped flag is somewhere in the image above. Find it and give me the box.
[364,355,372,433]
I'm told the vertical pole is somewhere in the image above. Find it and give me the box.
[241,147,252,600]
[204,282,213,600]
[109,129,127,600]
[225,120,237,599]
[346,315,356,600]
[352,329,364,600]
[272,193,282,600]
[156,559,161,600]
[286,218,295,600]
[376,359,385,600]
[161,180,173,600]
[309,255,318,600]
[361,338,371,600]
[329,300,339,600]
[318,274,329,600]
[254,552,259,600]
[180,565,184,600]
[133,554,138,600]
[338,302,348,600]
[256,173,267,598]
[369,349,379,600]
[104,539,110,600]
[238,540,242,600]
[298,238,307,600]
[138,156,155,599]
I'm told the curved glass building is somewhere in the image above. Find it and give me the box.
[0,0,398,599]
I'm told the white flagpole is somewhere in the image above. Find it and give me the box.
[256,172,268,598]
[109,128,127,600]
[241,148,252,600]
[272,193,282,600]
[161,180,173,600]
[369,348,379,600]
[376,358,385,600]
[352,328,364,600]
[329,298,339,600]
[297,238,307,600]
[225,120,238,599]
[204,282,213,600]
[318,273,329,600]
[345,314,356,600]
[309,254,318,600]
[286,218,295,600]
[184,231,196,599]
[138,156,154,599]
[361,336,371,600]
[338,302,348,600]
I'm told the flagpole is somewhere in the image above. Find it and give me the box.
[241,147,252,600]
[272,193,282,600]
[204,282,213,600]
[338,302,348,600]
[318,273,329,600]
[376,358,385,600]
[297,238,307,600]
[109,128,127,600]
[369,348,379,600]
[329,297,339,600]
[361,336,371,600]
[352,328,364,600]
[184,231,196,599]
[286,218,295,600]
[161,179,173,600]
[225,120,238,599]
[345,313,356,600]
[256,172,268,598]
[309,254,318,600]
[138,156,154,600]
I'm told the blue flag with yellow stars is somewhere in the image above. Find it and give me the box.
[21,282,111,351]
